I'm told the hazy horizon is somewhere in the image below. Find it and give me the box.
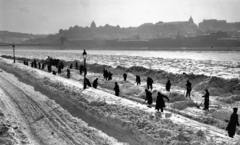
[1,0,240,34]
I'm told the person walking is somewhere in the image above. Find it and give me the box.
[123,73,127,81]
[166,78,171,92]
[145,89,152,108]
[226,108,239,138]
[93,78,98,89]
[67,69,70,79]
[79,65,84,75]
[202,89,210,110]
[147,77,154,90]
[186,80,192,99]
[114,82,120,96]
[155,92,170,112]
[136,75,141,85]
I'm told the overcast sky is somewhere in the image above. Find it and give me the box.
[0,0,240,34]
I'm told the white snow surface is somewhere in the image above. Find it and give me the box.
[0,59,126,145]
[0,57,240,144]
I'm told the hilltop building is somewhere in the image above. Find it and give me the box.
[91,21,96,28]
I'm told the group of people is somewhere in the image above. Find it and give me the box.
[103,68,113,81]
[23,58,239,138]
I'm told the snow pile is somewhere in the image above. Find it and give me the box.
[121,83,143,96]
[171,101,197,110]
[168,92,186,102]
[212,109,231,121]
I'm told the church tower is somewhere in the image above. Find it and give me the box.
[91,21,96,28]
[189,16,194,23]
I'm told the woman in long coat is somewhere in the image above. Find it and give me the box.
[156,92,169,112]
[226,108,239,138]
[145,89,152,107]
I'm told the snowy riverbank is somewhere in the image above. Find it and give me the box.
[0,56,239,144]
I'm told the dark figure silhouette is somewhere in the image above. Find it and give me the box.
[103,69,108,80]
[47,64,52,72]
[147,77,154,90]
[31,62,33,67]
[79,65,84,75]
[42,63,45,70]
[186,80,192,99]
[33,60,37,68]
[52,71,56,75]
[155,92,169,112]
[108,72,112,81]
[85,78,91,87]
[26,61,28,66]
[114,82,120,96]
[23,60,26,65]
[202,89,210,110]
[58,66,61,74]
[67,69,70,79]
[70,64,73,69]
[226,108,239,138]
[166,79,171,92]
[38,62,41,69]
[123,73,127,81]
[145,89,152,107]
[59,61,64,69]
[136,75,141,85]
[75,62,78,69]
[92,78,98,89]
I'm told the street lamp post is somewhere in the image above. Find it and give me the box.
[13,45,15,63]
[82,49,87,89]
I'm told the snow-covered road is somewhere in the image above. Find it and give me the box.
[0,64,126,145]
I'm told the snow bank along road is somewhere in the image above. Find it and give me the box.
[0,57,239,145]
[0,59,126,145]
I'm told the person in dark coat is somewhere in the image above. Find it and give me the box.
[31,62,33,67]
[166,79,171,92]
[226,108,239,138]
[123,73,127,81]
[114,82,120,96]
[47,64,52,72]
[155,92,170,112]
[67,69,70,79]
[136,75,141,85]
[42,63,45,70]
[202,89,210,110]
[108,72,112,81]
[58,66,61,74]
[26,61,28,66]
[104,69,108,80]
[75,62,78,69]
[85,78,91,87]
[145,89,152,107]
[92,78,98,89]
[38,62,41,69]
[147,77,154,90]
[186,80,192,99]
[60,61,64,69]
[79,65,84,75]
[70,63,73,69]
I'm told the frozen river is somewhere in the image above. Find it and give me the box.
[0,47,240,79]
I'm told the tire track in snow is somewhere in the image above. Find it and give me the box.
[0,75,75,145]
